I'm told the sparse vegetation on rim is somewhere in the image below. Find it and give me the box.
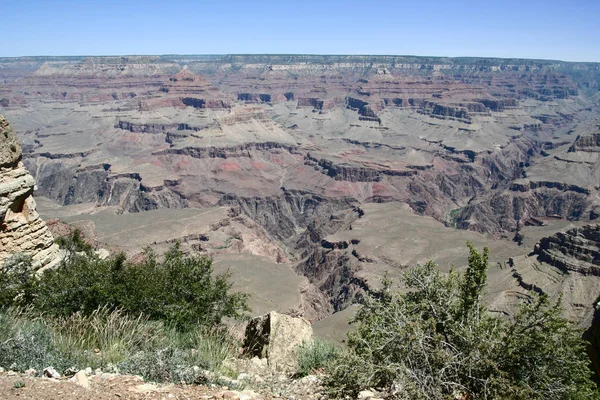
[323,243,598,399]
[0,306,240,383]
[0,230,249,382]
[295,339,342,378]
[1,230,250,331]
[1,232,598,399]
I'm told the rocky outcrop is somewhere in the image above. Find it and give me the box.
[456,189,590,235]
[220,191,357,244]
[345,97,381,123]
[243,311,312,372]
[115,120,204,133]
[568,133,600,153]
[155,142,298,160]
[0,116,60,270]
[305,154,417,182]
[534,225,600,276]
[417,101,472,123]
[238,93,271,103]
[181,97,229,109]
[297,97,342,111]
[475,98,518,112]
[531,225,600,381]
[510,180,591,195]
[297,97,324,110]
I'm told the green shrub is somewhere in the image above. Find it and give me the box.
[296,339,341,377]
[119,347,200,384]
[54,229,93,257]
[0,307,239,379]
[49,306,165,367]
[0,254,35,307]
[174,327,239,374]
[0,232,248,379]
[118,327,239,384]
[2,235,250,331]
[324,243,598,400]
[0,309,76,374]
[13,379,25,389]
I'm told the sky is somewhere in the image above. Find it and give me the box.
[2,0,599,62]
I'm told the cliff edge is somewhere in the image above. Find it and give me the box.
[0,116,60,270]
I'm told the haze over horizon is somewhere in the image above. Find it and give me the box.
[3,0,599,62]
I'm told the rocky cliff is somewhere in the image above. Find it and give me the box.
[0,116,60,270]
[534,225,600,275]
[2,54,600,322]
[527,225,600,380]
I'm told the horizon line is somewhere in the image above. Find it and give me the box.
[1,53,599,64]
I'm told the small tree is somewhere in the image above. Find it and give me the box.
[3,233,249,331]
[324,243,598,399]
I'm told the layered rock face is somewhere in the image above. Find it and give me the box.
[1,54,600,321]
[0,116,60,270]
[529,225,600,379]
[534,225,600,275]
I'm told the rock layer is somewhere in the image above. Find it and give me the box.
[534,225,600,276]
[0,116,60,270]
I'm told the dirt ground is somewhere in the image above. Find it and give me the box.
[0,372,279,400]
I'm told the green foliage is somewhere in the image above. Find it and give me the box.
[0,307,239,381]
[296,339,342,377]
[1,234,250,331]
[54,229,93,256]
[49,306,165,367]
[324,243,598,400]
[13,380,25,389]
[118,347,201,384]
[0,231,247,382]
[460,242,489,318]
[0,309,75,374]
[0,254,35,307]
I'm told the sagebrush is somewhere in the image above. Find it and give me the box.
[324,243,598,400]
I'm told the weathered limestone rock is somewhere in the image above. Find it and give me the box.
[0,116,60,270]
[243,311,313,373]
[534,224,600,276]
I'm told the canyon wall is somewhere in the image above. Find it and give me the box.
[0,116,60,270]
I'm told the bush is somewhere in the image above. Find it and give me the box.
[296,339,341,377]
[0,232,247,379]
[0,307,240,379]
[324,243,598,400]
[49,307,165,367]
[119,347,201,384]
[0,309,76,373]
[1,235,250,331]
[0,254,35,307]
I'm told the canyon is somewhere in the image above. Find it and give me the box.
[1,54,600,341]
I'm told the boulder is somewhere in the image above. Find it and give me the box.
[43,367,61,379]
[243,311,312,373]
[70,370,90,389]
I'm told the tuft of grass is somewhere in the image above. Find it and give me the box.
[296,339,342,377]
[49,306,165,367]
[0,308,74,374]
[118,327,239,384]
[0,307,240,382]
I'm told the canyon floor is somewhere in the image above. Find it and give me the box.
[2,54,600,342]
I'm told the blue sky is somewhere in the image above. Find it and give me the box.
[3,0,599,61]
